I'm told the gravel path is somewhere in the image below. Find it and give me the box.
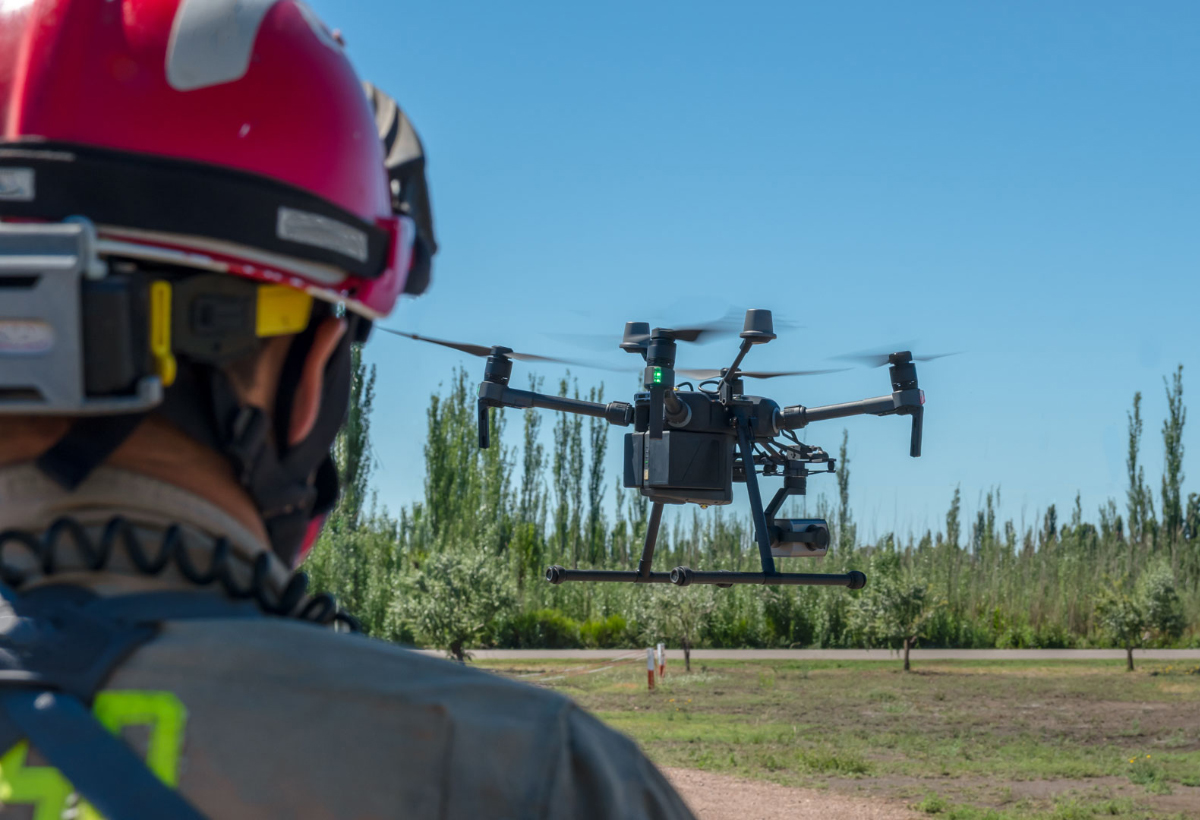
[663,768,920,820]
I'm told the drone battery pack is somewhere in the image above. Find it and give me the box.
[624,431,733,505]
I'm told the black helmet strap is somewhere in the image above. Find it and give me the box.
[35,313,355,566]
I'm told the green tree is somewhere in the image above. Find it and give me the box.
[512,375,547,589]
[1160,366,1186,553]
[518,375,547,526]
[1127,392,1154,547]
[850,552,942,671]
[1040,504,1058,551]
[835,429,856,553]
[946,486,961,551]
[1094,576,1148,672]
[1139,562,1186,646]
[636,585,719,671]
[1094,563,1184,672]
[333,344,376,527]
[551,377,584,567]
[423,369,481,545]
[1185,494,1200,585]
[585,385,608,566]
[401,551,514,662]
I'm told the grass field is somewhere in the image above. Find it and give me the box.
[478,658,1200,819]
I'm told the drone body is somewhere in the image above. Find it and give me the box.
[386,309,932,592]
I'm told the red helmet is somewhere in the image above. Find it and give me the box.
[0,0,426,567]
[0,0,413,318]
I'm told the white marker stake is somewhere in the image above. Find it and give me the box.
[647,648,656,690]
[657,643,666,679]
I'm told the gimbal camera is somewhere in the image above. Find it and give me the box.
[383,309,930,591]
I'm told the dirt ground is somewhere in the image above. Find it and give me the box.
[665,768,920,820]
[482,658,1200,818]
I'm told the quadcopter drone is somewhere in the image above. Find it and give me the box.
[384,309,938,591]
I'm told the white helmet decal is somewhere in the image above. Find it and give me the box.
[165,0,279,91]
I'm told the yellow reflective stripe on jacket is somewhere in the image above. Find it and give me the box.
[0,690,188,820]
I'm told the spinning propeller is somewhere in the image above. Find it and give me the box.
[376,328,623,371]
[677,368,849,381]
[830,342,960,368]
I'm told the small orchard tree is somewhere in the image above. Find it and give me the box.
[1140,562,1186,641]
[849,552,942,672]
[1096,563,1185,672]
[1095,578,1147,672]
[401,551,514,662]
[636,585,719,672]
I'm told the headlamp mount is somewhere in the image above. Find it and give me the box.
[0,217,346,567]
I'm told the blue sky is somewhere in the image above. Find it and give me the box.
[309,1,1199,539]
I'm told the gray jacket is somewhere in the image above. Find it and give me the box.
[0,465,695,820]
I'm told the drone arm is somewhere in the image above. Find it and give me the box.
[529,390,633,423]
[778,394,896,429]
[779,388,924,457]
[479,381,632,422]
[476,381,632,446]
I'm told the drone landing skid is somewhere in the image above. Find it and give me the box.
[545,566,865,589]
[544,478,867,590]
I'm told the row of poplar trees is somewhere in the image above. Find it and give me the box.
[304,353,1198,664]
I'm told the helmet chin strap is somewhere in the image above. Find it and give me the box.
[34,312,355,567]
[147,317,354,566]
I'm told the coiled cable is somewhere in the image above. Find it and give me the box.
[0,515,359,630]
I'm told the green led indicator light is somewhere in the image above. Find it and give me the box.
[652,367,663,384]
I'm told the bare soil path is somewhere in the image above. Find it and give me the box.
[664,768,920,820]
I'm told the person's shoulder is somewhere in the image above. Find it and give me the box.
[170,619,561,691]
[138,617,574,720]
[121,619,696,819]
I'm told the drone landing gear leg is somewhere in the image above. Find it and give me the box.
[545,502,672,585]
[636,502,665,580]
[736,418,778,577]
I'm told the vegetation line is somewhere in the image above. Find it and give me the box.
[305,359,1199,661]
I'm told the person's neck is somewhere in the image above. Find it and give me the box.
[0,416,271,547]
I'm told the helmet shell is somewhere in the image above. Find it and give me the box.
[0,0,410,317]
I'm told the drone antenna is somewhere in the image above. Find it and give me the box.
[717,309,777,395]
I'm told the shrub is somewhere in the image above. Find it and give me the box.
[579,614,630,648]
[916,793,947,814]
[797,747,870,775]
[400,551,514,661]
[493,609,581,649]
